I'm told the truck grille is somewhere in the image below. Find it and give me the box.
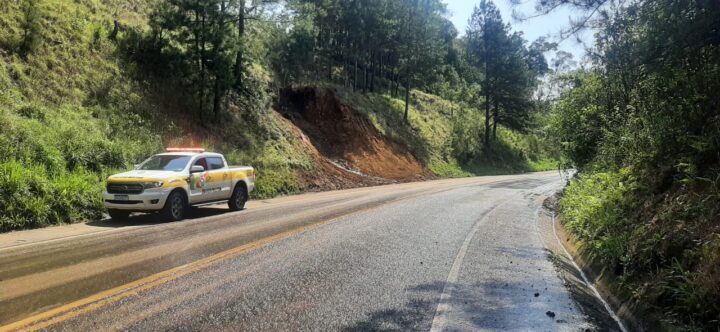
[107,183,144,194]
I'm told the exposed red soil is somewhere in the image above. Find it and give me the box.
[274,114,391,191]
[279,86,431,183]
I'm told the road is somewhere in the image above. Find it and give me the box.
[0,172,621,331]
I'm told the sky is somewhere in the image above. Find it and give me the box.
[445,0,594,64]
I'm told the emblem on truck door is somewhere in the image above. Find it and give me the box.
[192,171,209,189]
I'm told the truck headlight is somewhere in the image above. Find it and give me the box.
[142,181,164,189]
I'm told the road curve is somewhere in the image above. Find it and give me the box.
[0,172,619,331]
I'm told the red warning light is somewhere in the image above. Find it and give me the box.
[165,147,205,153]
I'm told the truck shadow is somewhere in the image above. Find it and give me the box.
[86,206,235,228]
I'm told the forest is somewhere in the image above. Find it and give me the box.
[0,0,719,330]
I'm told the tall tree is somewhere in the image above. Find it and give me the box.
[466,1,544,145]
[19,0,42,58]
[150,0,244,120]
[278,0,453,121]
[466,0,507,147]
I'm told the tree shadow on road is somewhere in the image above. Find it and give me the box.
[343,249,622,331]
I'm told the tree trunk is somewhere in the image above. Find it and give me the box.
[483,32,491,148]
[389,68,395,96]
[353,52,358,92]
[404,79,411,121]
[492,100,499,140]
[234,0,246,88]
[378,54,383,93]
[363,55,368,93]
[194,10,204,120]
[484,93,491,149]
[213,78,222,119]
[346,47,351,88]
[109,20,119,41]
[369,51,375,92]
[393,71,400,97]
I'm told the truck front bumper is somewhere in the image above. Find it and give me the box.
[103,189,170,211]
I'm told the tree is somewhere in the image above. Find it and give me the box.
[150,0,243,120]
[233,0,280,87]
[277,0,454,121]
[551,50,575,72]
[466,0,509,147]
[19,0,42,58]
[466,1,545,146]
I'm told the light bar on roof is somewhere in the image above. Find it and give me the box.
[166,147,205,153]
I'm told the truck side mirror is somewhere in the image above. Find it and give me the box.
[190,165,205,173]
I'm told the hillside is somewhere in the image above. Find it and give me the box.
[0,1,554,232]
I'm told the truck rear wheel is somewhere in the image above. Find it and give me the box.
[162,190,186,221]
[228,183,248,211]
[108,209,130,221]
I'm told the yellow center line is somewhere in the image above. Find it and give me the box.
[0,219,331,332]
[0,184,440,331]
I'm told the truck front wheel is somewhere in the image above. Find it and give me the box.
[162,190,187,221]
[228,183,248,211]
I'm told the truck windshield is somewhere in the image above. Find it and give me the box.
[139,155,191,172]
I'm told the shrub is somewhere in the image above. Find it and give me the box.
[0,160,104,231]
[560,169,635,270]
[252,168,301,199]
[0,161,53,231]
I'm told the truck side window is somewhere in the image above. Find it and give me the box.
[193,158,208,170]
[208,157,225,170]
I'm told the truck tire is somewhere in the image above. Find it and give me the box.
[108,209,130,221]
[228,183,248,211]
[161,190,187,221]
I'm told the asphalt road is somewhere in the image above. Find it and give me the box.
[0,172,621,331]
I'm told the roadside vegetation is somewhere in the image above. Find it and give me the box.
[542,0,720,330]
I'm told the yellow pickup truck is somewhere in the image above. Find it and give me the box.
[103,148,255,221]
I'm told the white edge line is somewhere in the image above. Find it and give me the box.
[551,211,629,332]
[429,201,507,332]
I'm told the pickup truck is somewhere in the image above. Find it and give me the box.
[103,148,255,221]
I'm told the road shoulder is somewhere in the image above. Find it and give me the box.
[536,194,634,332]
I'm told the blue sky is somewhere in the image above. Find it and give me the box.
[445,0,593,62]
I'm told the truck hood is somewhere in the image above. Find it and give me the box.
[108,170,183,182]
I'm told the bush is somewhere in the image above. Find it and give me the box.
[560,169,634,270]
[0,161,53,231]
[0,160,103,231]
[252,168,301,199]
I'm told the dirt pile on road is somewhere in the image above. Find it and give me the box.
[279,86,431,182]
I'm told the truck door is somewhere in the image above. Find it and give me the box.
[189,157,216,203]
[207,156,231,199]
